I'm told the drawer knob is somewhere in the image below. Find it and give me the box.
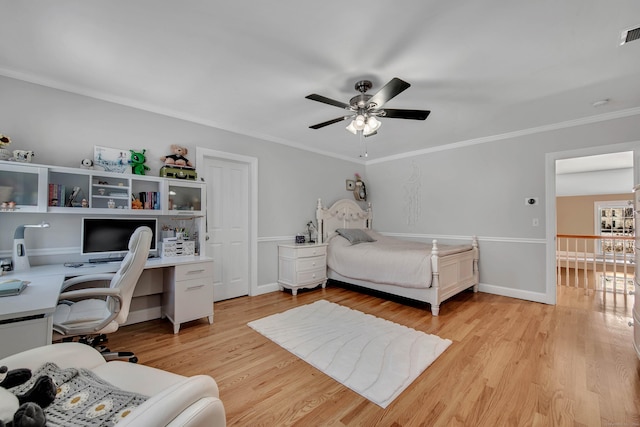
[312,273,316,278]
[312,262,316,266]
[630,321,634,327]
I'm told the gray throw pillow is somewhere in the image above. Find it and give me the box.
[336,228,376,245]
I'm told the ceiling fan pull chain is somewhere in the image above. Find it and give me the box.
[359,131,368,158]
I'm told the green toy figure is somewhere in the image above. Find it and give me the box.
[130,149,150,175]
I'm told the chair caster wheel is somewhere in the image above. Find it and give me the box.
[129,357,138,364]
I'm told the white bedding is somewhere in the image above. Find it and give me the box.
[327,230,473,289]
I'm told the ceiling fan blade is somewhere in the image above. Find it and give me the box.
[309,116,351,129]
[382,109,431,120]
[305,94,350,109]
[367,78,411,108]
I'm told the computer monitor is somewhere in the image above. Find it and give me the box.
[81,217,157,257]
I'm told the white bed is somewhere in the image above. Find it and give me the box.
[316,198,479,315]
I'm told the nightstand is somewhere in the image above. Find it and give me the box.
[278,243,327,295]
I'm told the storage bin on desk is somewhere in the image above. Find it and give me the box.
[160,239,196,257]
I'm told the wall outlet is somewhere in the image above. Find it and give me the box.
[525,197,539,206]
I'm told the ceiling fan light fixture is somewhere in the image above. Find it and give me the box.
[363,122,380,136]
[354,114,366,130]
[366,116,381,132]
[345,121,357,134]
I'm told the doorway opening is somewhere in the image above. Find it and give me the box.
[547,146,638,312]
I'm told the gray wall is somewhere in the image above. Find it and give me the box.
[0,75,362,289]
[3,73,640,303]
[365,114,640,301]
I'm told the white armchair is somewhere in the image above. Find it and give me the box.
[0,343,226,427]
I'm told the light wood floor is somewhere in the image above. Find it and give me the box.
[107,283,640,426]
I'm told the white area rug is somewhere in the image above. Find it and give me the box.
[247,300,452,408]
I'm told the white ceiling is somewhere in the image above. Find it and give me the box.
[1,1,640,161]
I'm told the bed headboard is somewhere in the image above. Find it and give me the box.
[316,198,372,243]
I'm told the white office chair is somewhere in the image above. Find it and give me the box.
[52,226,153,362]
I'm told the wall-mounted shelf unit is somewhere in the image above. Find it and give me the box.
[0,161,205,216]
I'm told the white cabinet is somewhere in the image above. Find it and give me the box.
[162,260,214,334]
[278,243,327,295]
[166,180,203,213]
[0,162,48,212]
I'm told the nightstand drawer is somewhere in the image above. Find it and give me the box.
[297,255,326,272]
[297,267,326,285]
[296,245,327,258]
[175,262,213,281]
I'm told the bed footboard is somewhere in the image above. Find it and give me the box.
[430,237,479,316]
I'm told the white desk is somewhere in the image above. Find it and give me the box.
[0,256,214,358]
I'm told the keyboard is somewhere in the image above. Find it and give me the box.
[88,254,156,264]
[88,256,125,264]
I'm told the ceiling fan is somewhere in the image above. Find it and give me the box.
[306,77,430,137]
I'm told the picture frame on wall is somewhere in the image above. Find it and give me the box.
[94,146,132,173]
[346,179,355,191]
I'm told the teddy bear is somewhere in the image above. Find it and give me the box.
[160,145,193,168]
[0,365,56,427]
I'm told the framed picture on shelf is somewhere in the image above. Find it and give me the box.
[346,179,355,191]
[94,146,131,173]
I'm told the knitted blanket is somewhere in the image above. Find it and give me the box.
[10,362,148,426]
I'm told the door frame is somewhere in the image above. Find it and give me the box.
[545,140,640,305]
[196,147,259,296]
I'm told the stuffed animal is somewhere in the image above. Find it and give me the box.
[160,145,193,168]
[129,149,150,175]
[80,158,94,170]
[0,365,56,427]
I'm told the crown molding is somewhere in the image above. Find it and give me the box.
[2,67,637,167]
[0,68,365,166]
[367,106,640,165]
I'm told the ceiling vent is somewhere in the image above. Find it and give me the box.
[620,26,640,45]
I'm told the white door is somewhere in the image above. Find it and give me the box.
[201,157,250,301]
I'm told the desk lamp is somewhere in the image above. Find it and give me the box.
[13,222,50,271]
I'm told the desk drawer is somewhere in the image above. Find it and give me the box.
[175,262,213,282]
[173,278,214,320]
[0,316,52,359]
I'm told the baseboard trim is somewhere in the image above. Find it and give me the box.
[252,282,280,296]
[478,283,550,304]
